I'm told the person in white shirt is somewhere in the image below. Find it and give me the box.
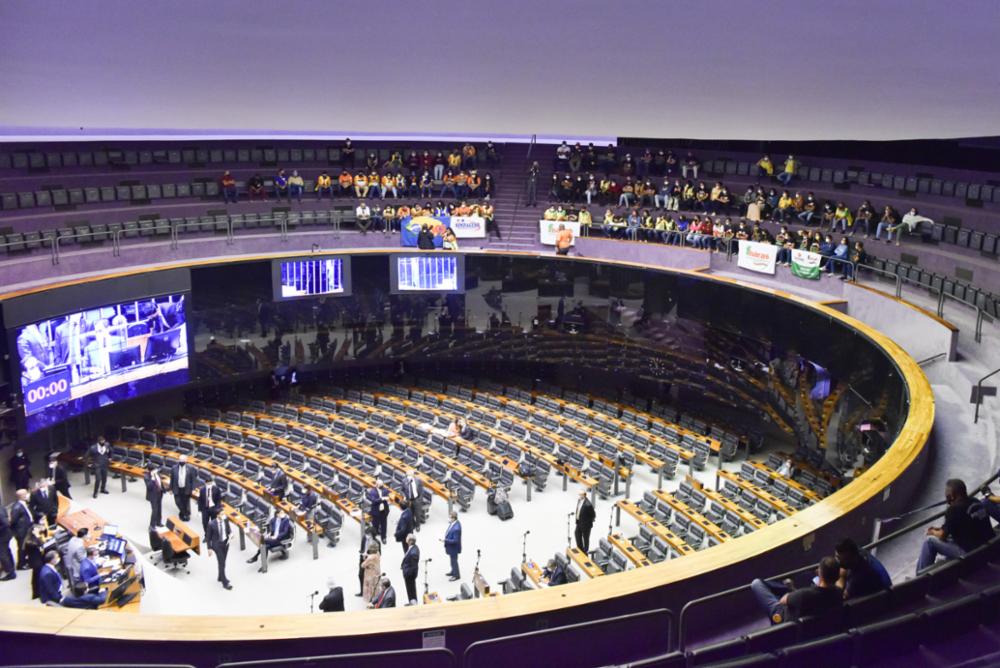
[892,208,933,246]
[777,458,794,478]
[356,202,372,235]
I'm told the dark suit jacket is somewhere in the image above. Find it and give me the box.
[0,509,11,542]
[39,565,63,604]
[197,483,222,514]
[394,508,414,543]
[444,521,462,556]
[170,464,194,496]
[30,488,57,519]
[88,443,111,471]
[145,472,163,502]
[268,516,292,542]
[298,490,318,513]
[10,502,33,538]
[206,518,231,550]
[48,464,70,495]
[373,585,396,608]
[319,587,345,612]
[402,545,420,579]
[576,498,596,529]
[269,470,288,496]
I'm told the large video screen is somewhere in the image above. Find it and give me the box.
[272,257,352,301]
[391,255,464,294]
[16,293,189,433]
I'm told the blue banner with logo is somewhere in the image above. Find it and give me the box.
[400,215,451,247]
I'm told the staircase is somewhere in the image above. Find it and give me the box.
[492,143,558,251]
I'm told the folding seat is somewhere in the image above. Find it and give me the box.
[98,186,115,202]
[176,183,191,198]
[191,182,206,198]
[17,192,36,208]
[647,538,669,563]
[138,220,155,236]
[50,189,69,207]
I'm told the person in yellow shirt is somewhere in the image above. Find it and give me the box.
[315,171,333,200]
[447,150,462,171]
[578,207,592,230]
[455,171,469,199]
[367,171,382,199]
[773,191,795,222]
[832,202,854,233]
[756,155,774,177]
[381,173,396,199]
[777,155,797,186]
[543,205,559,221]
[383,205,395,232]
[353,172,368,198]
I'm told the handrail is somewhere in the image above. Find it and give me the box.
[675,467,1000,651]
[974,366,1000,424]
[917,352,948,367]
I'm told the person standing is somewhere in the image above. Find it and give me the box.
[574,490,596,554]
[38,551,65,605]
[404,471,424,531]
[0,504,15,580]
[206,509,233,590]
[401,534,420,606]
[10,489,34,570]
[360,541,381,601]
[29,480,57,526]
[88,436,110,498]
[394,502,414,554]
[170,455,194,522]
[555,223,573,256]
[367,482,390,543]
[9,447,31,491]
[65,528,88,583]
[24,521,47,597]
[197,478,223,535]
[267,465,288,501]
[526,162,539,207]
[319,577,344,612]
[47,453,71,499]
[144,463,164,529]
[443,511,462,581]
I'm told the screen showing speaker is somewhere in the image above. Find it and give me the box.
[16,293,189,433]
[391,254,464,293]
[273,257,352,300]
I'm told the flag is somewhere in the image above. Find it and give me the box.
[790,249,822,280]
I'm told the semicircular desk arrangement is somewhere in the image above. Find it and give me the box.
[0,249,933,667]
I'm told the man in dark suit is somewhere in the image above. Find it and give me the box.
[371,576,396,609]
[296,488,318,517]
[443,511,462,581]
[574,490,596,554]
[29,480,58,526]
[319,577,344,612]
[78,547,101,592]
[11,489,34,570]
[144,463,164,529]
[170,455,194,521]
[247,511,292,570]
[394,502,414,554]
[197,479,223,535]
[401,534,420,606]
[403,471,424,531]
[38,550,64,605]
[206,509,233,590]
[88,436,111,498]
[47,453,71,499]
[0,504,15,579]
[268,465,288,500]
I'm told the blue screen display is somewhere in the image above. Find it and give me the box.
[17,293,189,433]
[279,258,346,298]
[395,255,459,291]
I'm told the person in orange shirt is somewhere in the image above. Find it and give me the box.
[353,172,368,198]
[315,171,333,200]
[467,172,482,198]
[440,172,457,199]
[339,170,353,197]
[555,223,573,255]
[454,201,472,217]
[454,171,469,199]
[367,172,381,199]
[462,143,477,169]
[381,173,396,199]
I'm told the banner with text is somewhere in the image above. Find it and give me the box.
[737,240,778,275]
[449,215,486,238]
[400,215,449,248]
[790,249,822,280]
[539,220,582,246]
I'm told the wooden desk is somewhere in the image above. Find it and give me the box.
[566,546,605,579]
[242,408,448,502]
[521,560,546,588]
[717,470,796,518]
[652,489,731,544]
[163,426,363,521]
[608,533,651,568]
[56,493,71,519]
[372,390,599,489]
[164,516,201,555]
[694,480,768,532]
[747,461,822,503]
[615,500,694,556]
[58,509,106,537]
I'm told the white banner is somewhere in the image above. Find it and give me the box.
[737,240,778,275]
[449,215,486,238]
[539,220,582,246]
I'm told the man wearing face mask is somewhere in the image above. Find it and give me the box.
[9,448,31,491]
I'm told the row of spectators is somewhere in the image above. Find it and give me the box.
[352,200,496,236]
[338,140,500,173]
[220,169,495,203]
[546,174,932,246]
[551,143,799,184]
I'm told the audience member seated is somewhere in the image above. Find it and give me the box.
[246,510,293,571]
[221,171,238,204]
[315,171,333,200]
[751,556,843,625]
[61,582,107,609]
[917,478,994,574]
[78,546,101,592]
[835,538,891,600]
[543,558,567,586]
[247,174,266,201]
[38,550,64,605]
[777,155,798,186]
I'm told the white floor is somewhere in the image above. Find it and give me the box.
[0,453,745,615]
